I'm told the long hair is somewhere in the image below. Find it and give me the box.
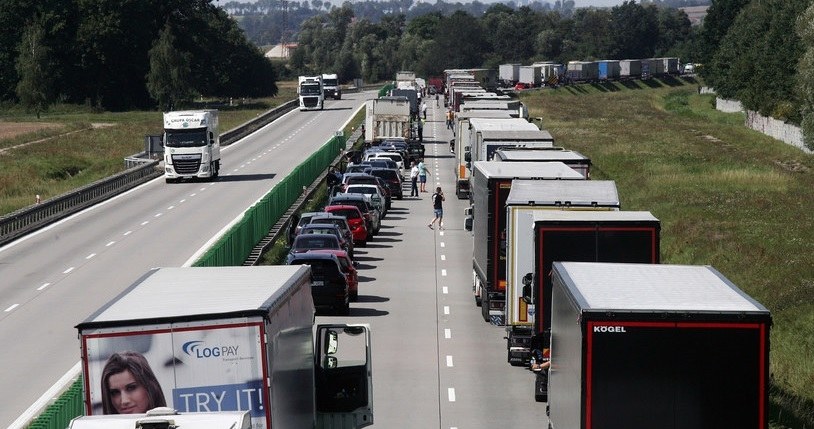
[100,351,166,414]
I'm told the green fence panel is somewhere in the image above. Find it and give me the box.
[28,376,83,429]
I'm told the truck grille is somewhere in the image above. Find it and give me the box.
[171,154,202,174]
[303,97,319,108]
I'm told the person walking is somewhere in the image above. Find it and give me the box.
[428,186,445,230]
[409,162,420,197]
[435,93,439,107]
[446,108,454,130]
[418,161,431,192]
[421,101,428,120]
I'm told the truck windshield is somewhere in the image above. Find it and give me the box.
[324,79,338,87]
[165,129,207,148]
[301,84,322,95]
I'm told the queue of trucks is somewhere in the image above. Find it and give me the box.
[446,67,772,428]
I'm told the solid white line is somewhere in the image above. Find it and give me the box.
[448,388,456,402]
[123,231,132,236]
[441,269,447,276]
[444,328,451,339]
[85,253,96,260]
[442,286,448,294]
[37,283,51,291]
[63,267,74,274]
[444,306,450,315]
[5,304,19,312]
[441,254,446,261]
[446,355,453,367]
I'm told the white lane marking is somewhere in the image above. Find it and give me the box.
[167,205,175,210]
[439,231,444,236]
[123,231,132,236]
[448,388,456,402]
[37,283,51,291]
[106,241,115,247]
[441,269,447,276]
[141,221,149,226]
[442,286,448,294]
[190,193,197,197]
[63,267,75,274]
[199,188,207,192]
[85,253,96,260]
[233,169,239,172]
[444,306,450,315]
[444,329,451,339]
[441,255,446,261]
[179,199,186,203]
[4,304,19,312]
[440,242,445,248]
[446,355,454,367]
[154,213,162,218]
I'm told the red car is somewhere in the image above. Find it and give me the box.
[308,249,359,301]
[324,204,369,246]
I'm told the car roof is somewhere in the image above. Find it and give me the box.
[302,223,340,230]
[325,204,363,212]
[293,233,339,241]
[311,213,349,222]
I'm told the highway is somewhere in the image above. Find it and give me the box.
[0,93,548,428]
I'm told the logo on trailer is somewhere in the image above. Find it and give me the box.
[182,340,240,358]
[593,326,627,333]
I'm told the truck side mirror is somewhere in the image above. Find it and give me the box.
[325,330,338,354]
[325,356,338,369]
[209,132,214,145]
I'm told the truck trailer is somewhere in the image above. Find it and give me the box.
[467,162,584,324]
[503,181,624,365]
[76,266,373,429]
[548,262,771,429]
[364,96,411,144]
[162,110,221,183]
[452,110,513,198]
[493,148,591,179]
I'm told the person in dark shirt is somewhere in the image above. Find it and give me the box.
[427,186,445,230]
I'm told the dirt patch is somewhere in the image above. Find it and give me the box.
[0,121,64,140]
[775,159,810,173]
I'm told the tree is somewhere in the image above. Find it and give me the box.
[697,0,750,82]
[146,22,192,111]
[797,2,814,149]
[15,20,53,118]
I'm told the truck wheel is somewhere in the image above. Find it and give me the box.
[475,295,482,307]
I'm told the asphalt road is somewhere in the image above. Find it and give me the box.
[0,93,550,428]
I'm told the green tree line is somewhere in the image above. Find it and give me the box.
[2,0,278,113]
[288,1,696,84]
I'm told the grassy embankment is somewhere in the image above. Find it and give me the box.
[0,81,300,215]
[521,77,813,428]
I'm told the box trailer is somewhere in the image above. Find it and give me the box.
[365,96,411,143]
[499,64,521,84]
[518,65,542,87]
[619,59,642,79]
[468,162,584,324]
[548,262,771,429]
[597,60,620,80]
[453,110,514,199]
[76,266,373,429]
[494,148,591,179]
[503,181,624,365]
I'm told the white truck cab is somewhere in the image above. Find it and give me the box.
[162,110,220,183]
[299,76,325,110]
[322,73,342,99]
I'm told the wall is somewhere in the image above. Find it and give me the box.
[713,95,813,154]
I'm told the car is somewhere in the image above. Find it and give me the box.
[298,223,352,259]
[307,249,359,301]
[288,211,324,244]
[368,152,405,173]
[309,214,354,255]
[324,204,370,246]
[287,252,349,315]
[287,233,341,264]
[342,174,391,210]
[369,168,403,199]
[329,193,381,236]
[345,184,387,218]
[345,164,373,174]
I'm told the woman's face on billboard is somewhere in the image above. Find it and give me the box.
[107,369,149,414]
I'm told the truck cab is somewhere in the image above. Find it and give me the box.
[162,110,220,183]
[299,76,325,110]
[322,73,342,100]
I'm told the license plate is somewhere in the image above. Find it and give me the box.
[313,281,324,286]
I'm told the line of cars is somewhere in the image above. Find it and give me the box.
[284,142,416,315]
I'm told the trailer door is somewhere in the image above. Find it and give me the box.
[315,324,373,429]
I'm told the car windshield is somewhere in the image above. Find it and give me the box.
[293,236,339,250]
[329,208,360,219]
[165,129,207,148]
[300,83,321,95]
[303,227,338,236]
[348,187,378,196]
[290,260,342,279]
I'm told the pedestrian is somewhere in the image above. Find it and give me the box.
[446,109,454,130]
[427,186,445,230]
[435,93,439,107]
[421,101,427,120]
[417,119,424,142]
[418,160,430,192]
[409,162,420,197]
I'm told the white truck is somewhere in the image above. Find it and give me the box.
[322,73,342,100]
[298,76,324,110]
[76,266,373,429]
[364,96,411,144]
[68,408,251,429]
[162,110,220,183]
[452,110,513,199]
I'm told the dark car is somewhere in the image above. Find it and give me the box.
[369,168,403,199]
[288,211,323,244]
[307,249,359,301]
[329,194,381,236]
[287,253,349,315]
[345,164,373,174]
[298,224,352,259]
[309,214,354,254]
[287,233,341,264]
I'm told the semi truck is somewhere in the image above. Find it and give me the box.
[548,262,771,429]
[467,161,584,324]
[76,266,373,429]
[162,110,220,183]
[493,148,591,178]
[364,96,411,144]
[322,73,342,99]
[469,127,555,166]
[452,110,513,199]
[503,180,623,364]
[69,408,251,429]
[298,76,324,110]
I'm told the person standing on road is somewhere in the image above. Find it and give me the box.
[409,162,420,197]
[435,93,439,107]
[446,108,454,130]
[428,186,445,230]
[421,101,428,120]
[418,161,430,192]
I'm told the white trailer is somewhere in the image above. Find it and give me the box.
[162,110,220,183]
[499,64,521,84]
[364,96,411,143]
[76,266,373,429]
[452,110,513,198]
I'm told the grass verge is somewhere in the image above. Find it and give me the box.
[521,77,814,428]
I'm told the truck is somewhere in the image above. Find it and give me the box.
[518,65,542,87]
[389,87,419,118]
[298,75,324,110]
[364,96,411,144]
[322,73,342,99]
[162,110,220,183]
[493,148,591,178]
[459,99,528,119]
[467,161,584,324]
[452,111,513,199]
[504,180,624,364]
[499,64,521,86]
[76,266,373,429]
[69,408,251,429]
[548,262,771,429]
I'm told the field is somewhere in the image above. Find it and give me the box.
[521,77,814,428]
